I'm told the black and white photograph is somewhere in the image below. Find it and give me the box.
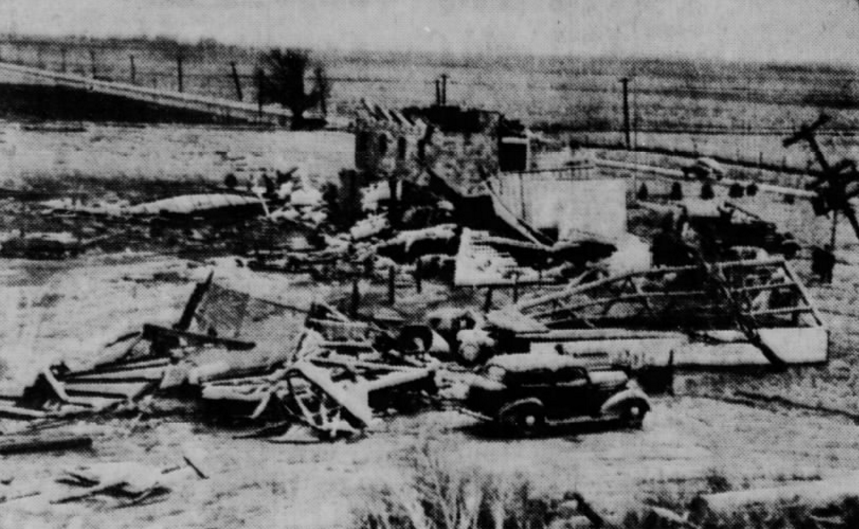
[1,1,859,527]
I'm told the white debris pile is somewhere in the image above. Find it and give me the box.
[453,228,542,286]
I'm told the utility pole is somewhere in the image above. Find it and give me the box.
[230,62,243,101]
[256,69,264,121]
[60,48,66,72]
[176,55,184,92]
[620,77,632,149]
[440,73,448,105]
[89,50,97,78]
[129,55,136,84]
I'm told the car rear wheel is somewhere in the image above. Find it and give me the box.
[500,404,545,437]
[621,401,647,429]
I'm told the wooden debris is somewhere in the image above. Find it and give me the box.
[0,431,93,455]
[690,472,859,525]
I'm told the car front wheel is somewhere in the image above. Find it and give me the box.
[499,404,545,437]
[621,401,648,429]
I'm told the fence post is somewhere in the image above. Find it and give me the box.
[483,287,494,312]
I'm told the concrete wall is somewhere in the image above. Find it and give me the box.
[494,165,627,240]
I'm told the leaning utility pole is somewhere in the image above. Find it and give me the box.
[230,62,243,101]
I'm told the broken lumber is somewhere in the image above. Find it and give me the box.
[690,472,859,524]
[0,431,93,455]
[0,403,48,419]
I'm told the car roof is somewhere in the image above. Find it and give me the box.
[486,354,589,372]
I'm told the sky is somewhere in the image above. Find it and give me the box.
[4,0,859,65]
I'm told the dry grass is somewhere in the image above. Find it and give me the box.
[352,440,552,529]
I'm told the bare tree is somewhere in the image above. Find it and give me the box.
[314,65,331,117]
[256,48,331,129]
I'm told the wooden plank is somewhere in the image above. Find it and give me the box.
[66,366,168,383]
[0,404,47,419]
[64,381,153,399]
[691,472,859,525]
[744,306,814,317]
[81,357,171,375]
[0,432,92,455]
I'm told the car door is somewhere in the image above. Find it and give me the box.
[547,366,590,419]
[509,368,553,412]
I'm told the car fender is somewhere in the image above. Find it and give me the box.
[497,398,544,420]
[600,388,650,416]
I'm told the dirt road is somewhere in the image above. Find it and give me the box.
[3,395,859,528]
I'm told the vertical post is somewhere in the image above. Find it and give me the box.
[620,77,631,149]
[350,276,361,318]
[227,62,243,102]
[830,209,838,251]
[414,259,423,294]
[483,287,494,312]
[60,48,66,72]
[89,50,97,78]
[512,274,520,303]
[129,55,136,84]
[256,69,264,121]
[176,55,184,92]
[387,174,399,230]
[387,266,396,305]
[440,73,448,105]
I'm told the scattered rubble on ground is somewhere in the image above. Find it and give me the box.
[1,97,851,526]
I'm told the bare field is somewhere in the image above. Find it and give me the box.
[0,124,353,187]
[4,39,859,132]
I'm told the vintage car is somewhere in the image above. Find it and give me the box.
[463,354,650,435]
[682,157,726,181]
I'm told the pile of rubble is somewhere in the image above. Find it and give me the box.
[0,274,442,444]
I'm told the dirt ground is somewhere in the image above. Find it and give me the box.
[1,246,859,528]
[4,393,859,528]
